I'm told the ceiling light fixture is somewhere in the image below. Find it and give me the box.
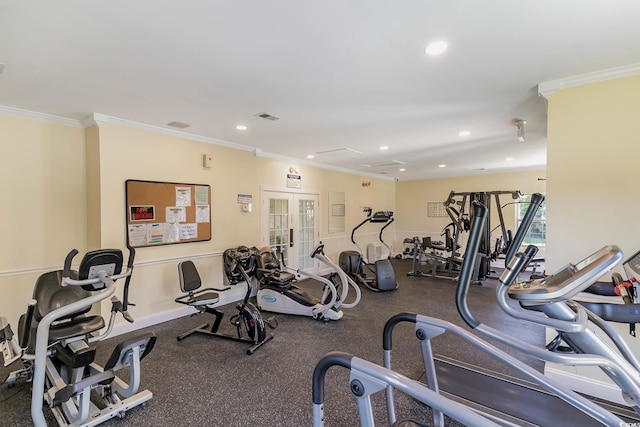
[306,154,314,159]
[439,164,446,168]
[425,40,448,56]
[236,125,247,131]
[514,119,526,142]
[399,168,406,172]
[459,130,471,137]
[379,145,389,151]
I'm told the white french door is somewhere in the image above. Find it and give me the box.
[261,190,320,273]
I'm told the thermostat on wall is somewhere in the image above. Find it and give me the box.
[203,154,213,168]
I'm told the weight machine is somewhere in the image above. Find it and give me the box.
[408,190,520,283]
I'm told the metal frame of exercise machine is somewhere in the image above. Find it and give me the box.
[339,210,398,292]
[408,190,521,283]
[2,247,156,427]
[383,194,640,426]
[255,243,361,321]
[175,247,275,355]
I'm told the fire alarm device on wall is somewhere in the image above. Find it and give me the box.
[203,154,213,168]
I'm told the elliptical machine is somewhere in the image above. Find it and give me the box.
[256,244,361,321]
[339,210,398,292]
[1,247,156,427]
[381,195,640,426]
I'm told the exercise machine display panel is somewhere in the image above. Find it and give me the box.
[624,248,640,276]
[509,245,622,303]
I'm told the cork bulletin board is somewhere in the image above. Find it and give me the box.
[125,179,211,248]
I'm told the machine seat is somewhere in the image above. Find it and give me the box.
[33,270,94,322]
[256,248,296,287]
[49,315,105,341]
[19,269,107,351]
[262,271,296,287]
[175,261,221,307]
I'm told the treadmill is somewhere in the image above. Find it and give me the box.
[383,195,640,426]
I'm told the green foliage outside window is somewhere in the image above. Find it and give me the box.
[517,194,546,246]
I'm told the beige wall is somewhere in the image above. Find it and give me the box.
[543,73,640,401]
[0,115,395,328]
[546,74,640,272]
[394,170,546,252]
[0,114,87,326]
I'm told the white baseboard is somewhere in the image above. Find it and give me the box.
[544,365,625,405]
[111,306,193,338]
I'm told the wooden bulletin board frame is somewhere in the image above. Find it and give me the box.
[125,179,211,248]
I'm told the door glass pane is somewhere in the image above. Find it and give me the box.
[298,199,315,270]
[269,198,289,266]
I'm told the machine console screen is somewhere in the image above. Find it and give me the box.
[509,245,622,303]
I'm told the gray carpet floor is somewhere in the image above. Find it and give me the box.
[1,259,547,426]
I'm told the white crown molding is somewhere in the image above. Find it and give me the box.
[538,63,640,100]
[254,148,397,182]
[0,105,83,127]
[88,112,256,152]
[81,112,110,128]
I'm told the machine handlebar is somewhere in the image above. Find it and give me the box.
[62,249,79,279]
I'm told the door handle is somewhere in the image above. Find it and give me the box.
[290,228,294,247]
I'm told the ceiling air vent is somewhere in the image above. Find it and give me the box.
[167,121,190,129]
[255,112,280,121]
[315,148,362,158]
[369,160,405,168]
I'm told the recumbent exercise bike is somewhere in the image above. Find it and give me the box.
[1,247,155,427]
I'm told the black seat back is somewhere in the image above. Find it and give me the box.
[223,246,256,284]
[256,248,281,281]
[22,249,125,350]
[178,260,201,293]
[77,249,123,290]
[32,270,91,322]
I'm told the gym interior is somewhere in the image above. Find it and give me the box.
[2,6,640,427]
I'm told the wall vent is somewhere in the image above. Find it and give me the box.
[255,112,280,121]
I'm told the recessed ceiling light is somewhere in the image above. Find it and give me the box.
[425,40,448,56]
[306,154,314,159]
[459,130,471,137]
[399,168,406,172]
[505,157,514,162]
[236,125,247,131]
[439,164,446,168]
[380,145,389,151]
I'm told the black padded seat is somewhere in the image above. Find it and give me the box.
[33,270,94,322]
[19,270,105,352]
[48,315,105,342]
[262,271,296,287]
[175,261,220,306]
[255,248,296,287]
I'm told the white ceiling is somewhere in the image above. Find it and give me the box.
[2,1,640,181]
